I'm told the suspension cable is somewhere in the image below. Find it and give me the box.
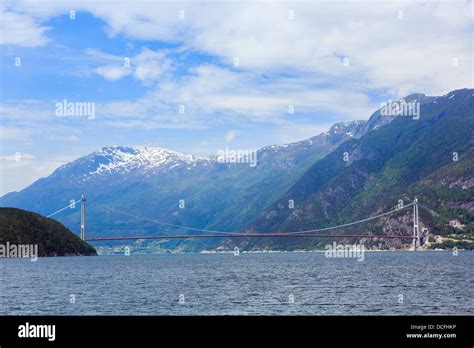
[91,200,414,236]
[46,198,82,218]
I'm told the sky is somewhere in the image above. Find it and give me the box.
[0,0,473,195]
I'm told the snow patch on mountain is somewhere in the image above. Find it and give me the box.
[87,146,209,176]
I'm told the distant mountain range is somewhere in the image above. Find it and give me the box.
[1,88,473,251]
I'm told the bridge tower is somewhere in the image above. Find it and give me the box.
[413,197,419,251]
[80,192,86,241]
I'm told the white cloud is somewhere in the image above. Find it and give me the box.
[0,62,378,134]
[0,150,82,196]
[4,1,472,96]
[90,63,375,130]
[96,64,131,80]
[0,157,61,195]
[155,64,375,121]
[0,6,50,47]
[133,48,172,83]
[92,47,172,83]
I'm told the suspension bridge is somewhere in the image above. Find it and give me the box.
[46,193,424,250]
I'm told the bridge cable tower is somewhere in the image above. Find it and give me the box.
[413,197,419,251]
[81,192,86,241]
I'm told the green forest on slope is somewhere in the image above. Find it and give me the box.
[0,208,97,257]
[242,90,474,250]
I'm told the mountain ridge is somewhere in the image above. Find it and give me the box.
[237,88,473,250]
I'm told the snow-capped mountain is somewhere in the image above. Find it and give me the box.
[88,146,207,175]
[48,120,367,185]
[57,146,211,182]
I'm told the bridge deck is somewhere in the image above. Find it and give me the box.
[86,233,416,241]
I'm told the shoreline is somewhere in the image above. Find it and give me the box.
[1,247,471,259]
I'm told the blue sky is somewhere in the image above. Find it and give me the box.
[0,0,472,195]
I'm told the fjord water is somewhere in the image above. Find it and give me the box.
[1,252,472,315]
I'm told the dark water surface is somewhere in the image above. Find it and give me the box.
[1,251,472,315]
